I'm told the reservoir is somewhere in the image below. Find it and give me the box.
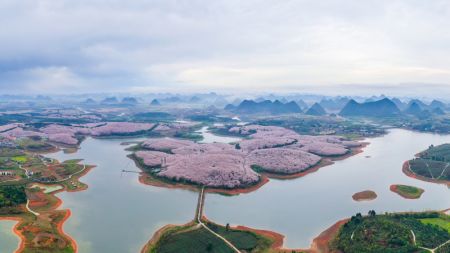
[1,129,450,251]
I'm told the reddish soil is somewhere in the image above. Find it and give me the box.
[140,221,196,253]
[0,161,93,253]
[65,165,95,193]
[309,219,348,253]
[352,190,377,201]
[331,143,369,161]
[235,218,349,253]
[402,161,450,186]
[58,209,78,253]
[0,217,26,253]
[234,225,286,248]
[136,143,367,194]
[389,184,424,199]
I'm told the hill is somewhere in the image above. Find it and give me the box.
[430,99,446,109]
[150,99,161,106]
[404,101,422,115]
[101,97,119,105]
[305,103,327,116]
[391,97,407,110]
[225,100,302,114]
[121,97,138,105]
[339,98,400,117]
[319,97,350,111]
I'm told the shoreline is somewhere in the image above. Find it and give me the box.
[0,159,93,253]
[0,217,25,253]
[133,142,368,195]
[352,190,377,201]
[389,184,424,199]
[0,193,80,253]
[402,161,450,186]
[59,209,78,253]
[140,216,348,253]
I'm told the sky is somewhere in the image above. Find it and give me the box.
[1,0,450,97]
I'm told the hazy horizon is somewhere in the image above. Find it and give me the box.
[1,1,450,97]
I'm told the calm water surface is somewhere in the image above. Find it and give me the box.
[0,220,19,252]
[205,129,450,248]
[1,129,450,252]
[47,138,197,253]
[197,126,241,144]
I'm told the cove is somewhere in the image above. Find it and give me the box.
[205,129,450,248]
[47,138,198,253]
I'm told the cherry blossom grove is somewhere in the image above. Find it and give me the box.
[134,124,362,188]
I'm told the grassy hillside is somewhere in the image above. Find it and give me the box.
[332,212,450,253]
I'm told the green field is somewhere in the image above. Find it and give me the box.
[392,184,424,199]
[152,226,234,253]
[421,216,450,233]
[436,242,450,253]
[205,222,272,252]
[332,212,450,253]
[11,155,27,163]
[408,144,450,181]
[149,221,274,253]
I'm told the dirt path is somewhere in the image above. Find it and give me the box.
[437,163,449,179]
[196,187,241,253]
[25,199,40,216]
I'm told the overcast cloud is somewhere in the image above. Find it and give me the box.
[1,0,450,96]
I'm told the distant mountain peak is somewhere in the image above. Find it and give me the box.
[339,98,400,117]
[306,103,327,116]
[224,99,301,115]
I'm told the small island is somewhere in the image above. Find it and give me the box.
[403,143,450,185]
[390,184,425,199]
[352,190,377,201]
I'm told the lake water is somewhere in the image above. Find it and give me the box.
[205,129,450,248]
[1,129,450,252]
[0,220,19,253]
[47,138,198,253]
[197,126,241,144]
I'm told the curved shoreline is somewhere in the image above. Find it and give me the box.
[402,161,450,186]
[389,184,424,199]
[59,209,78,253]
[0,196,80,253]
[352,190,377,201]
[140,217,348,253]
[133,143,368,195]
[0,161,93,253]
[0,217,25,253]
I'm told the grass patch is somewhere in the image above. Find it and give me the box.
[152,226,234,253]
[421,216,450,233]
[408,143,450,182]
[11,155,27,163]
[391,184,424,199]
[332,212,450,252]
[205,221,273,252]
